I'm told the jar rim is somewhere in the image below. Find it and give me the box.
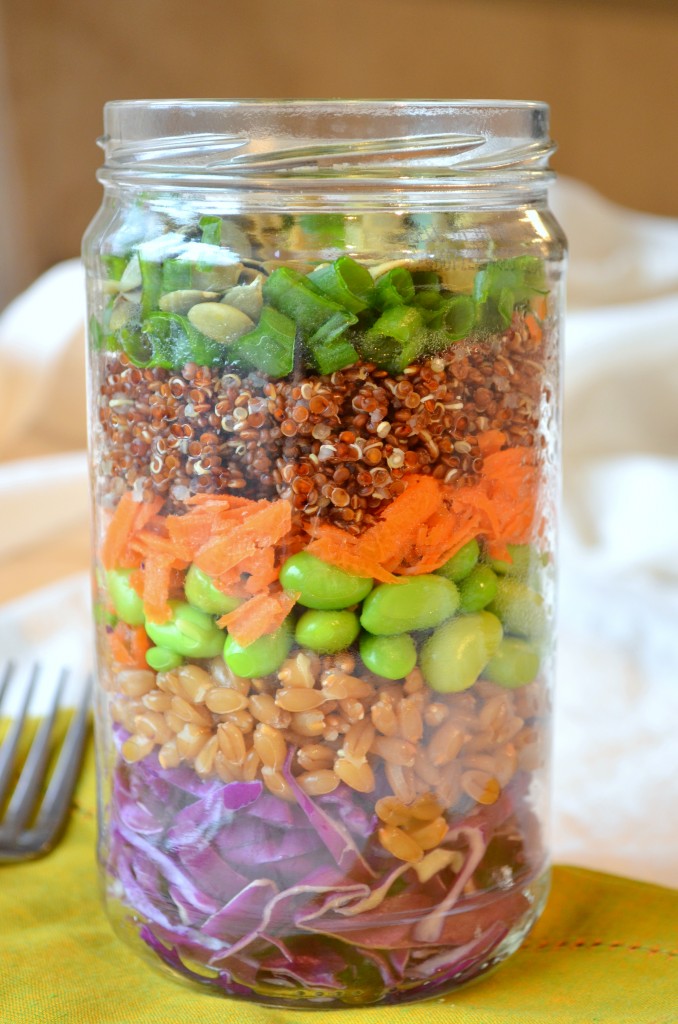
[98,99,556,200]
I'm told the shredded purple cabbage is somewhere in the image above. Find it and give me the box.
[107,729,540,1004]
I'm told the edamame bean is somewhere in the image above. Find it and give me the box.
[224,623,292,678]
[106,568,145,627]
[184,564,242,615]
[93,601,116,628]
[145,601,224,658]
[295,609,360,654]
[435,539,480,582]
[146,646,184,672]
[360,575,460,636]
[459,565,498,613]
[490,543,547,589]
[420,612,503,693]
[484,637,540,688]
[279,552,372,610]
[488,578,546,640]
[360,633,417,680]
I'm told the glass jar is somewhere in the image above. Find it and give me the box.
[84,100,565,1008]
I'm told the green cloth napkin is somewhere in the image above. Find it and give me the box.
[2,741,676,1023]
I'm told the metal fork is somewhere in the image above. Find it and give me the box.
[0,663,91,863]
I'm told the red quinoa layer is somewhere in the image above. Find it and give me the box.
[95,312,548,530]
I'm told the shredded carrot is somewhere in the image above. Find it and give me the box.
[476,429,507,456]
[129,626,151,666]
[107,629,135,666]
[141,552,176,624]
[361,475,443,567]
[524,313,543,344]
[530,293,548,322]
[132,496,164,533]
[241,547,279,594]
[306,525,398,583]
[312,446,538,579]
[131,529,192,566]
[196,501,292,576]
[107,623,149,669]
[101,494,140,570]
[101,494,164,570]
[218,588,298,646]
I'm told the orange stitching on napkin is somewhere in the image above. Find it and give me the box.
[523,938,677,957]
[72,800,95,819]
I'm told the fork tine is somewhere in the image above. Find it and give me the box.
[0,663,39,809]
[31,674,93,854]
[2,667,66,835]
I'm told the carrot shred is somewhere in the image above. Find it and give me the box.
[241,547,279,594]
[524,313,543,344]
[476,429,507,456]
[107,629,135,666]
[361,475,443,568]
[196,501,292,576]
[306,525,398,583]
[218,589,298,646]
[141,552,176,624]
[102,494,165,570]
[132,496,164,533]
[129,626,151,666]
[101,494,140,570]
[108,623,149,669]
[131,529,192,566]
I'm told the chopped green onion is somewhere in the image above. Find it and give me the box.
[308,256,375,313]
[429,295,476,340]
[361,306,426,373]
[120,312,225,369]
[230,306,296,378]
[306,320,359,375]
[118,324,153,367]
[101,255,128,281]
[373,267,415,310]
[198,215,223,246]
[162,258,194,292]
[139,257,163,318]
[264,268,355,334]
[413,291,442,312]
[263,267,357,374]
[298,213,346,247]
[474,256,548,330]
[89,314,105,352]
[411,270,441,291]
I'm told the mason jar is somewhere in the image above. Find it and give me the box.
[84,99,565,1008]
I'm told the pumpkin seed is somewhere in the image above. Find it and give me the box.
[187,302,254,344]
[158,289,221,314]
[221,277,264,320]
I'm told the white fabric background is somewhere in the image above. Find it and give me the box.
[1,178,676,887]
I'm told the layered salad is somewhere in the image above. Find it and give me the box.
[89,213,555,1005]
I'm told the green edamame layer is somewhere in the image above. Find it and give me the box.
[360,575,460,636]
[184,565,242,616]
[280,552,372,610]
[145,601,224,659]
[224,624,293,678]
[106,568,145,627]
[359,633,417,680]
[420,612,503,693]
[295,610,361,654]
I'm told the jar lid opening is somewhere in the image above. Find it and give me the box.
[99,99,555,193]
